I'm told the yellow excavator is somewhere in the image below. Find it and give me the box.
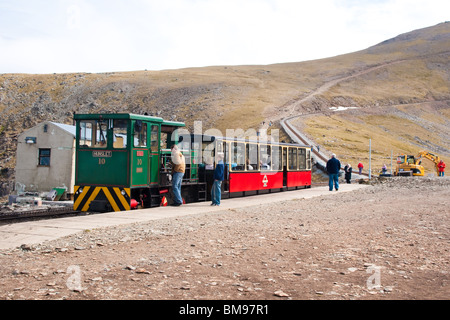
[395,151,441,176]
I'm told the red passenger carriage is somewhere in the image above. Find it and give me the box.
[181,135,312,201]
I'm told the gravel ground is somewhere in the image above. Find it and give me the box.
[0,177,448,301]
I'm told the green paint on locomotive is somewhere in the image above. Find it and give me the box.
[74,113,185,211]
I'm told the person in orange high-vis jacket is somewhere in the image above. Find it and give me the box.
[438,160,446,177]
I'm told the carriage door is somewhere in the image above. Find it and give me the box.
[283,147,288,187]
[215,140,229,192]
[149,124,160,186]
[223,141,229,192]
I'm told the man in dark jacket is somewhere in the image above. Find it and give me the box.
[326,153,341,191]
[211,153,224,206]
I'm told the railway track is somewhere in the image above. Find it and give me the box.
[0,206,81,223]
[281,116,371,178]
[283,116,330,163]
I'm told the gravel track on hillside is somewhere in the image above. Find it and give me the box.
[0,177,448,301]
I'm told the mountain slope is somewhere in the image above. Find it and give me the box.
[0,22,449,192]
[285,23,450,176]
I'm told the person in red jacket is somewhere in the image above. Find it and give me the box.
[358,162,364,175]
[438,160,446,177]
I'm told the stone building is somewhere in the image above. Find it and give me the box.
[16,121,76,198]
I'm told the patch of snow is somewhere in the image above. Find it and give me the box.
[329,106,359,112]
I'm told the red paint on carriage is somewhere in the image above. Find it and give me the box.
[229,171,311,193]
[229,172,283,193]
[287,171,311,188]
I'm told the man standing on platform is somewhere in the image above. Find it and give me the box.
[327,154,341,191]
[171,144,185,206]
[211,153,224,206]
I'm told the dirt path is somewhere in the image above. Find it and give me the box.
[267,50,450,126]
[0,177,448,301]
[262,59,407,128]
[274,60,406,172]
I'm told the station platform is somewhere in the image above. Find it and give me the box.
[0,184,369,250]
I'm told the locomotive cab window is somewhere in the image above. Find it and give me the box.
[151,125,159,152]
[134,121,147,148]
[113,119,128,149]
[79,120,108,148]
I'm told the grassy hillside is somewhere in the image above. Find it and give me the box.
[0,22,449,184]
[290,22,450,175]
[295,101,449,175]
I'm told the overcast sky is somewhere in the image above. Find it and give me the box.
[0,0,448,74]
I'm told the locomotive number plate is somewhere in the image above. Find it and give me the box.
[92,151,112,158]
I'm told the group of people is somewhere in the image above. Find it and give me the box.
[170,144,224,207]
[172,144,447,206]
[326,155,447,191]
[326,155,361,191]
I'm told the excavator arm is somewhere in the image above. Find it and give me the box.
[417,151,441,175]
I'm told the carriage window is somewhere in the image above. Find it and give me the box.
[203,141,215,169]
[289,148,298,170]
[113,119,128,149]
[151,125,159,152]
[215,141,224,164]
[298,148,306,170]
[79,120,108,148]
[271,146,282,171]
[191,141,201,166]
[224,142,230,169]
[260,144,271,170]
[246,144,258,171]
[306,149,311,170]
[231,142,245,171]
[134,121,147,148]
[179,141,190,151]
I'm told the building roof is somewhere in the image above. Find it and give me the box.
[50,122,77,137]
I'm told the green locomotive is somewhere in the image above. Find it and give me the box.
[73,113,205,212]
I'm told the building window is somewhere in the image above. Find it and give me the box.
[39,149,51,166]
